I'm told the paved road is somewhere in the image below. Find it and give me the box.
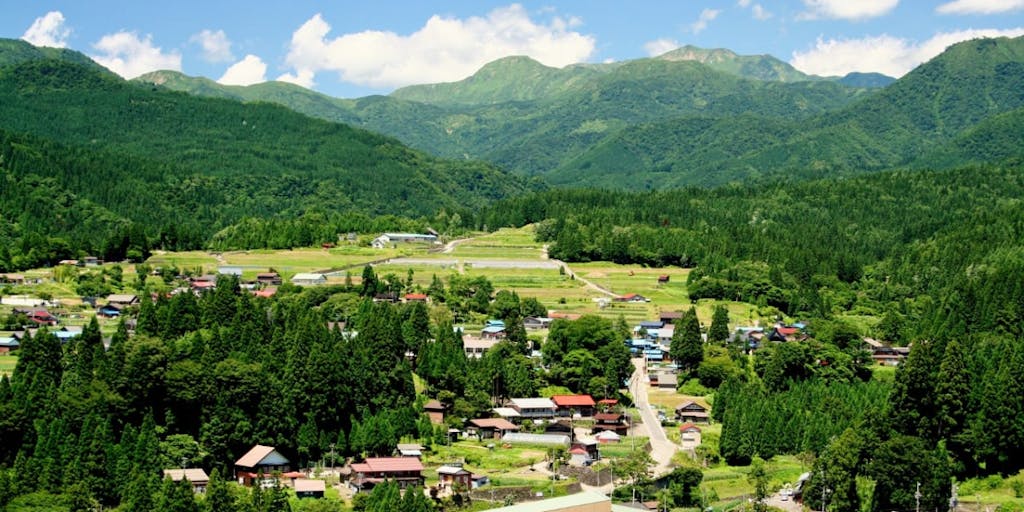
[630,358,677,476]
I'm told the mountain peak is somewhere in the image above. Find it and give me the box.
[656,45,740,64]
[653,44,811,83]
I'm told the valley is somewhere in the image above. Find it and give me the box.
[2,32,1024,512]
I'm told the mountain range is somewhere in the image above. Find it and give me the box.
[131,37,1024,188]
[1,35,1023,260]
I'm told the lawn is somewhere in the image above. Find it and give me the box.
[0,355,16,377]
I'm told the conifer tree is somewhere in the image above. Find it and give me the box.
[709,305,730,343]
[671,307,703,375]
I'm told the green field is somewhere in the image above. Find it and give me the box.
[0,355,16,377]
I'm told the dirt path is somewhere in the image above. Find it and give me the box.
[543,245,618,298]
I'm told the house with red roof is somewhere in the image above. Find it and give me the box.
[614,293,649,303]
[349,457,424,491]
[404,293,428,303]
[551,395,596,417]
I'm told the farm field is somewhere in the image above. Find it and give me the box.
[0,355,16,377]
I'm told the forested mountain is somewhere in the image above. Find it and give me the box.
[0,53,532,269]
[132,43,871,181]
[133,37,1024,189]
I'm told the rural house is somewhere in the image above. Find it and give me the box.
[675,401,710,424]
[508,398,557,418]
[468,418,519,439]
[349,457,425,491]
[551,395,596,417]
[162,468,209,493]
[234,445,293,486]
[437,465,472,489]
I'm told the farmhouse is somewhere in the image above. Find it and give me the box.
[0,337,20,354]
[468,418,519,439]
[291,273,327,286]
[162,468,209,493]
[463,335,500,359]
[675,401,710,424]
[234,445,292,486]
[592,413,629,435]
[350,457,424,491]
[256,272,282,286]
[660,311,683,325]
[508,398,557,418]
[523,316,553,330]
[437,465,472,489]
[551,395,596,417]
[614,293,648,303]
[106,294,139,308]
[423,399,445,424]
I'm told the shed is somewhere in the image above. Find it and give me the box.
[294,479,326,498]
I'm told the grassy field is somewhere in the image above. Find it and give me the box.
[0,355,16,377]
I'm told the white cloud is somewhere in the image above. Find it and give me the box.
[277,5,595,91]
[691,8,721,34]
[799,0,899,20]
[737,0,752,7]
[190,29,234,63]
[90,31,182,79]
[752,5,773,20]
[219,54,267,86]
[937,0,1024,14]
[22,11,70,48]
[644,38,681,57]
[790,28,1024,77]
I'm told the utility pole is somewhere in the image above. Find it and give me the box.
[329,443,336,474]
[915,481,922,512]
[820,466,828,512]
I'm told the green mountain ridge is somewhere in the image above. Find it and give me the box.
[0,55,531,260]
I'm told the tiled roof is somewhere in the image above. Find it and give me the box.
[469,418,519,430]
[352,457,424,473]
[294,479,326,492]
[550,395,596,407]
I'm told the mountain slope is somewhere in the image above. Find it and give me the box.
[390,55,608,106]
[551,36,1024,187]
[0,57,531,247]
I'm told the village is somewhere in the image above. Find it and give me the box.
[0,228,919,511]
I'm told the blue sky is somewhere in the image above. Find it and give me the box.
[4,1,1024,98]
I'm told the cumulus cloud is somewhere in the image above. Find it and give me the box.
[690,9,721,34]
[937,0,1024,14]
[190,29,234,63]
[276,5,595,90]
[752,5,773,19]
[738,0,752,6]
[22,11,70,48]
[90,31,182,79]
[644,38,681,57]
[218,54,267,86]
[799,0,899,20]
[790,28,1024,77]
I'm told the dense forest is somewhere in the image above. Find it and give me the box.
[0,45,533,271]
